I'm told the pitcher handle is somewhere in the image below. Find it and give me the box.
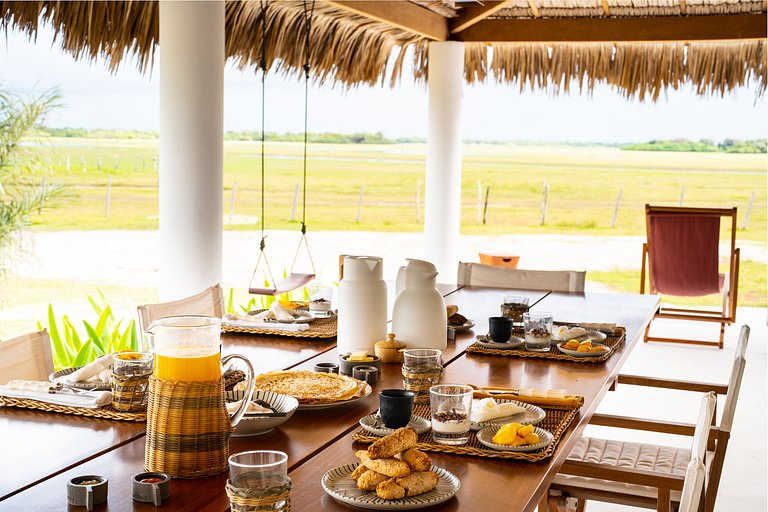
[221,354,256,429]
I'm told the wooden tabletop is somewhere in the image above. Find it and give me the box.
[0,286,659,511]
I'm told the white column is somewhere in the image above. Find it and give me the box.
[424,41,464,283]
[159,1,224,300]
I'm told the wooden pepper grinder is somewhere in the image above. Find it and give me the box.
[374,334,406,364]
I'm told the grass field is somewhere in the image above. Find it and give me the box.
[1,138,764,339]
[18,138,767,240]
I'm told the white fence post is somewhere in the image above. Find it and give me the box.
[105,175,112,217]
[611,187,623,228]
[356,184,364,223]
[416,178,422,223]
[742,190,755,230]
[290,182,299,221]
[679,187,685,206]
[477,179,483,225]
[540,182,549,226]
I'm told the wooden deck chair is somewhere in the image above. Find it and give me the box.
[137,284,225,333]
[457,262,586,292]
[641,205,739,348]
[547,391,716,512]
[0,329,54,385]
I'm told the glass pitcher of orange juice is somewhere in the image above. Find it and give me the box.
[144,315,255,426]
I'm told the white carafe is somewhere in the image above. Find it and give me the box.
[392,259,447,350]
[337,255,388,354]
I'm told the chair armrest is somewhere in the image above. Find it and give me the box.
[616,374,728,395]
[589,413,721,444]
[559,459,685,490]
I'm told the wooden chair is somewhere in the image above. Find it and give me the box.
[457,262,586,292]
[548,391,716,512]
[551,324,749,512]
[0,329,55,385]
[137,284,225,333]
[641,205,739,348]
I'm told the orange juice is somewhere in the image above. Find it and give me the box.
[153,349,221,381]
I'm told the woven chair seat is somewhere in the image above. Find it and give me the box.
[552,437,691,500]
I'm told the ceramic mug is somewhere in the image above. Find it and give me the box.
[488,316,513,343]
[132,472,171,506]
[66,475,108,511]
[379,389,415,428]
[313,362,339,374]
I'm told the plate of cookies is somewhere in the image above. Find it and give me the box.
[321,428,460,510]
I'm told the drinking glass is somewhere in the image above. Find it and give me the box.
[429,384,473,445]
[228,451,289,511]
[501,294,529,328]
[402,349,443,404]
[111,352,153,411]
[524,311,553,352]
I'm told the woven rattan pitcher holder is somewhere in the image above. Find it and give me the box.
[143,316,255,478]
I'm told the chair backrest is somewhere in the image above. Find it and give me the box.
[645,205,737,297]
[457,262,586,292]
[137,284,225,333]
[680,392,716,512]
[0,329,55,385]
[720,324,750,433]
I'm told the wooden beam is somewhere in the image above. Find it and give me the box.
[328,1,448,41]
[449,0,512,34]
[451,14,768,42]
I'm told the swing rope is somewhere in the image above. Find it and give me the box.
[259,0,269,253]
[300,0,315,237]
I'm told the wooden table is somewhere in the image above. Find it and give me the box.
[0,287,659,511]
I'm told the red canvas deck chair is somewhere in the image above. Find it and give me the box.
[641,205,739,348]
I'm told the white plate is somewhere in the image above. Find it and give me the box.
[476,425,553,453]
[359,414,432,436]
[552,328,607,345]
[230,390,299,437]
[447,320,475,333]
[297,383,372,410]
[475,334,524,350]
[322,464,460,510]
[556,341,611,358]
[469,399,546,431]
[49,368,110,391]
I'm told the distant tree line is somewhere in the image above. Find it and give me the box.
[621,138,766,153]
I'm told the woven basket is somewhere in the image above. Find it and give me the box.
[111,373,150,412]
[401,366,444,404]
[144,377,233,478]
[226,480,291,511]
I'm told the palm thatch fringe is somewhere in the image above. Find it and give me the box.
[462,41,766,100]
[494,0,765,18]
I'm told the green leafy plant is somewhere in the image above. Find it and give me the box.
[38,292,139,370]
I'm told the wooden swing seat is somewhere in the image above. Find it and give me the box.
[249,272,315,296]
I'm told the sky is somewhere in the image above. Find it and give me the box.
[1,25,766,144]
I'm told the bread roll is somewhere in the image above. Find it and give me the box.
[376,478,406,500]
[446,305,459,317]
[400,449,431,472]
[367,427,418,459]
[355,450,411,478]
[396,471,439,497]
[357,469,390,491]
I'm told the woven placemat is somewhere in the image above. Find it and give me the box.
[222,314,337,339]
[0,396,146,422]
[466,327,626,364]
[352,402,580,462]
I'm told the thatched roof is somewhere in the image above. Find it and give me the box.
[1,0,765,100]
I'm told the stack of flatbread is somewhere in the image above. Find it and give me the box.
[352,428,439,500]
[254,370,366,405]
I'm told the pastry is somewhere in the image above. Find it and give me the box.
[350,464,367,481]
[376,478,406,500]
[367,427,418,459]
[357,469,389,491]
[355,450,411,478]
[400,449,431,472]
[396,471,439,497]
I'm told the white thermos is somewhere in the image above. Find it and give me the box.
[392,259,447,350]
[337,255,388,354]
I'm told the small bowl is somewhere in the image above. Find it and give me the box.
[227,390,299,437]
[338,353,381,376]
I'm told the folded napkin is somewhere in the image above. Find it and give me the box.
[470,397,527,423]
[468,384,584,409]
[1,380,112,409]
[63,354,113,383]
[555,322,619,335]
[223,316,310,332]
